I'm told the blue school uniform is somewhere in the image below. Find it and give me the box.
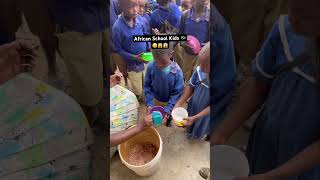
[183,6,210,45]
[112,15,149,72]
[142,13,151,34]
[186,66,210,139]
[144,61,184,114]
[110,0,120,28]
[247,15,320,179]
[210,5,237,132]
[150,3,182,31]
[148,0,158,11]
[143,13,151,23]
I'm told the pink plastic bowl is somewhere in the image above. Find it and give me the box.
[182,35,201,55]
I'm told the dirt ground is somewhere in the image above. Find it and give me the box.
[110,104,210,180]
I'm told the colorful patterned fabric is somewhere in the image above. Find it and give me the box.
[110,85,139,134]
[0,74,93,180]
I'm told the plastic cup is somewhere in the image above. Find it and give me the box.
[141,52,154,62]
[152,111,163,127]
[171,107,188,127]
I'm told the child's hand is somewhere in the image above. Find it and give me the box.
[147,106,152,114]
[185,116,197,126]
[173,104,182,110]
[152,28,160,35]
[162,113,170,126]
[134,53,149,64]
[110,73,122,87]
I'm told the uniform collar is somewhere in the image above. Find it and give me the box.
[120,14,141,28]
[188,6,210,22]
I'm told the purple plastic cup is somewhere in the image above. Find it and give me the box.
[150,106,165,118]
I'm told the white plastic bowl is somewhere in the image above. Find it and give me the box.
[171,107,188,126]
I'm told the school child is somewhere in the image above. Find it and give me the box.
[173,43,210,139]
[148,0,159,11]
[138,0,151,33]
[181,0,192,12]
[173,0,209,83]
[150,0,182,33]
[211,0,320,179]
[144,41,184,123]
[112,0,150,99]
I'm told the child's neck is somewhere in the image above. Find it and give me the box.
[122,14,135,27]
[160,3,170,8]
[194,5,206,15]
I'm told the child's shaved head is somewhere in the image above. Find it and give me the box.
[198,42,210,74]
[151,41,174,58]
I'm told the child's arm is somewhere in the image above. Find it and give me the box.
[164,70,184,114]
[236,139,320,180]
[174,70,197,108]
[211,77,270,145]
[144,65,154,112]
[185,106,210,126]
[112,29,147,63]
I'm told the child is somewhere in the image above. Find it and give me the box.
[173,0,210,83]
[112,0,150,98]
[144,41,184,123]
[212,0,320,179]
[138,0,151,33]
[148,0,159,11]
[150,0,182,33]
[181,0,192,12]
[181,0,210,46]
[174,42,210,140]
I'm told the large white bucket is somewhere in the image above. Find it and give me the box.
[211,145,249,180]
[118,127,163,176]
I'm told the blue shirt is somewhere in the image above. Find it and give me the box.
[150,3,182,31]
[247,16,320,180]
[112,15,149,72]
[110,0,120,28]
[144,61,184,114]
[211,5,237,131]
[48,0,108,33]
[183,7,210,45]
[142,13,151,34]
[148,0,159,10]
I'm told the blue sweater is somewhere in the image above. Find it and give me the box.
[144,61,184,114]
[183,7,210,45]
[112,15,149,72]
[150,3,182,31]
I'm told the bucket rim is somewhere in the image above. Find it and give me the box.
[118,126,163,168]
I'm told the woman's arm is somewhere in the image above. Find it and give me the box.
[110,114,153,146]
[110,126,144,146]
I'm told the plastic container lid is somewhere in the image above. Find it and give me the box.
[152,111,163,127]
[150,106,165,118]
[141,52,154,62]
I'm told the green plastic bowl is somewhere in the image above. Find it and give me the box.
[141,52,154,62]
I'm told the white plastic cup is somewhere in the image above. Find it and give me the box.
[171,107,188,127]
